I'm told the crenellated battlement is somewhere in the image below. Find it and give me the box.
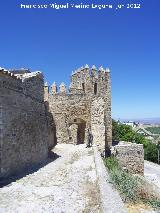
[45,64,112,152]
[0,63,112,179]
[0,68,22,80]
[0,67,44,102]
[70,65,110,96]
[71,64,110,78]
[0,67,43,81]
[44,65,110,98]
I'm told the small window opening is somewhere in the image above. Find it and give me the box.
[94,83,97,95]
[82,83,85,92]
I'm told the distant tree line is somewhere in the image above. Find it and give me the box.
[145,127,160,135]
[112,120,159,163]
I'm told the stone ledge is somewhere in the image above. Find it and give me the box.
[112,142,144,175]
[93,145,128,213]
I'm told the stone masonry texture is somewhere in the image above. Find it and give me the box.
[113,142,144,175]
[45,65,112,154]
[0,64,112,178]
[0,64,144,180]
[0,68,55,178]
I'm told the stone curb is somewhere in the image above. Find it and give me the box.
[93,145,128,213]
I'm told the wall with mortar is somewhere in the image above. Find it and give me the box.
[0,69,55,178]
[112,142,144,175]
[48,94,91,144]
[91,97,105,152]
[45,65,112,152]
[0,64,112,178]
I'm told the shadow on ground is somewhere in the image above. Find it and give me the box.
[0,150,61,188]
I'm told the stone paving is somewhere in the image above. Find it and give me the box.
[144,160,160,191]
[0,144,102,213]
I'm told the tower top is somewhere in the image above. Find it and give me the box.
[44,82,48,87]
[85,64,89,69]
[99,66,104,72]
[92,65,97,70]
[106,68,110,72]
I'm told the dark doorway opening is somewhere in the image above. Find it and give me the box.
[77,122,86,144]
[69,118,86,144]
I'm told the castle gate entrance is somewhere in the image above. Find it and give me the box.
[68,118,86,145]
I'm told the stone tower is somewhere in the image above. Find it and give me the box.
[44,65,112,154]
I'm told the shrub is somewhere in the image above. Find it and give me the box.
[145,127,160,135]
[144,142,158,163]
[104,155,119,171]
[104,157,141,202]
[104,157,160,210]
[148,200,160,209]
[112,120,159,163]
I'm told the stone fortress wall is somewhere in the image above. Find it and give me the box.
[0,68,55,178]
[0,64,144,179]
[0,64,112,179]
[45,65,112,153]
[112,142,144,175]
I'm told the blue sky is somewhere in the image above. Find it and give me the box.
[0,0,160,119]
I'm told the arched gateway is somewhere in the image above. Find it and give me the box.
[69,118,86,145]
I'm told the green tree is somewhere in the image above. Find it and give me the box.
[112,119,158,163]
[144,142,158,163]
[112,119,120,141]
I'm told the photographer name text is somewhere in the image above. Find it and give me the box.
[20,3,141,10]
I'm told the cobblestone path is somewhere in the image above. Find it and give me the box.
[0,144,102,213]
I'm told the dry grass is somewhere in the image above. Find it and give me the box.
[125,203,153,213]
[104,157,160,211]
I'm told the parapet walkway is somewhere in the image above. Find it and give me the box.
[0,144,127,213]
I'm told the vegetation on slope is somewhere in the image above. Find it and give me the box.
[145,126,160,135]
[112,120,159,163]
[104,157,160,210]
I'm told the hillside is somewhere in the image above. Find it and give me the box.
[145,127,160,135]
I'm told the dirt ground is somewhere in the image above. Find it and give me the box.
[0,144,102,213]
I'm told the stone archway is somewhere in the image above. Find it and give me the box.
[69,118,86,145]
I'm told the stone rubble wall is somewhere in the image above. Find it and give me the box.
[68,124,78,144]
[45,107,57,150]
[48,94,91,145]
[0,70,44,102]
[0,70,55,178]
[112,142,144,175]
[45,65,112,151]
[104,71,112,148]
[91,97,105,152]
[54,113,70,144]
[0,64,112,178]
[22,73,44,102]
